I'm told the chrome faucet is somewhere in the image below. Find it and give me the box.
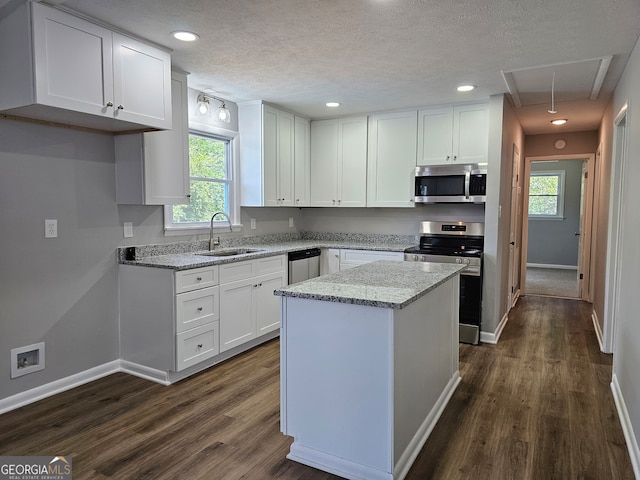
[210,212,232,250]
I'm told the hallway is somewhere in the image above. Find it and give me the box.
[409,296,634,479]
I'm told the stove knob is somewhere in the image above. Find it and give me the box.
[464,258,471,265]
[456,258,462,264]
[413,255,419,261]
[421,255,427,262]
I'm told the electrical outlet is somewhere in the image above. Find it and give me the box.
[123,222,133,238]
[45,219,57,238]
[250,218,256,230]
[289,217,294,228]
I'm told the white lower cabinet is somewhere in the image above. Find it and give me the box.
[219,255,287,353]
[119,254,286,380]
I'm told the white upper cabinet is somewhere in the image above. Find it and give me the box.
[239,102,298,207]
[114,71,190,205]
[417,103,488,165]
[367,110,417,208]
[310,116,367,207]
[0,1,171,132]
[294,116,311,207]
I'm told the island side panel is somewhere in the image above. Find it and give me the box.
[392,276,461,470]
[281,296,394,475]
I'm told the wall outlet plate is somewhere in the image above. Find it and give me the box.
[123,222,133,238]
[250,218,256,230]
[45,219,57,238]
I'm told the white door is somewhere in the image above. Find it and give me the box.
[32,2,113,116]
[219,279,256,352]
[310,119,339,206]
[294,116,311,206]
[417,107,453,165]
[256,272,285,335]
[277,110,295,206]
[112,33,171,129]
[367,111,417,207]
[338,116,368,207]
[508,145,521,308]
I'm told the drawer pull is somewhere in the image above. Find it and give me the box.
[196,277,202,281]
[197,307,203,312]
[197,344,203,349]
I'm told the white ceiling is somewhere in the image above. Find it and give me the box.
[9,0,640,134]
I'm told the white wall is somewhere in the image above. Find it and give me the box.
[609,36,640,474]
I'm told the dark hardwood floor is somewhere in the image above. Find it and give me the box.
[0,296,634,479]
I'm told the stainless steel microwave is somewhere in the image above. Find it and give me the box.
[414,163,487,203]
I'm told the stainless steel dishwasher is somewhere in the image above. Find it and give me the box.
[288,248,321,284]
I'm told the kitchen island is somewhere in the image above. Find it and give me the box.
[275,260,464,480]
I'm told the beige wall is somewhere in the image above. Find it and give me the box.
[524,131,599,157]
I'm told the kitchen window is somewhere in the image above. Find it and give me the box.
[528,170,565,219]
[164,131,237,233]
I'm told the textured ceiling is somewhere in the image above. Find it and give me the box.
[10,0,640,134]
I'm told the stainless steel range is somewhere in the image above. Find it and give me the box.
[404,221,484,344]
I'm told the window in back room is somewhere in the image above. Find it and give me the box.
[528,170,565,219]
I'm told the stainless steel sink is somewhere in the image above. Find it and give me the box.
[197,248,265,257]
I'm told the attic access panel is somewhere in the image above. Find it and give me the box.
[502,57,612,108]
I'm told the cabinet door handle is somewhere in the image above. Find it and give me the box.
[446,155,450,161]
[453,155,457,161]
[197,307,203,312]
[196,277,202,281]
[117,105,124,110]
[197,344,203,349]
[106,101,114,107]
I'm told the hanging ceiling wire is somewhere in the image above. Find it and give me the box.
[548,71,557,114]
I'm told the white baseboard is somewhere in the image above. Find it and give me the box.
[119,360,170,385]
[591,309,606,353]
[0,361,120,415]
[480,312,509,344]
[526,263,577,270]
[611,374,640,478]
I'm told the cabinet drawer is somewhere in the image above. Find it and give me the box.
[340,249,403,264]
[219,259,257,284]
[256,254,286,275]
[175,286,220,333]
[176,322,219,371]
[175,266,219,293]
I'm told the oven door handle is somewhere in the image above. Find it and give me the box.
[464,171,471,199]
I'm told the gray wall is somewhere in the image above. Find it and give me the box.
[0,113,298,402]
[610,35,640,469]
[527,160,583,266]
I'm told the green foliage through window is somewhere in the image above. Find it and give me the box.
[529,172,562,217]
[172,133,230,224]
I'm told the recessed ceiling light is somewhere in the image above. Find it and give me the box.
[551,119,568,125]
[457,85,476,92]
[326,102,341,107]
[172,31,199,42]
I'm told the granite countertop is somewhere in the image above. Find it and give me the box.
[119,239,416,270]
[274,260,465,309]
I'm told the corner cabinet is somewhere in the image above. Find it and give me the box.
[0,1,171,132]
[239,102,310,207]
[417,103,488,166]
[310,116,368,207]
[367,111,417,207]
[114,71,190,205]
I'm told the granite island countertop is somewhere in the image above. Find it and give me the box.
[118,239,416,270]
[274,260,465,309]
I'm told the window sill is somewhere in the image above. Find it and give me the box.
[164,224,243,237]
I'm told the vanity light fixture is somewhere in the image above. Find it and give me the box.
[551,119,567,126]
[326,102,341,107]
[172,31,199,42]
[196,93,231,123]
[457,85,476,92]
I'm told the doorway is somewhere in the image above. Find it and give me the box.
[521,154,595,301]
